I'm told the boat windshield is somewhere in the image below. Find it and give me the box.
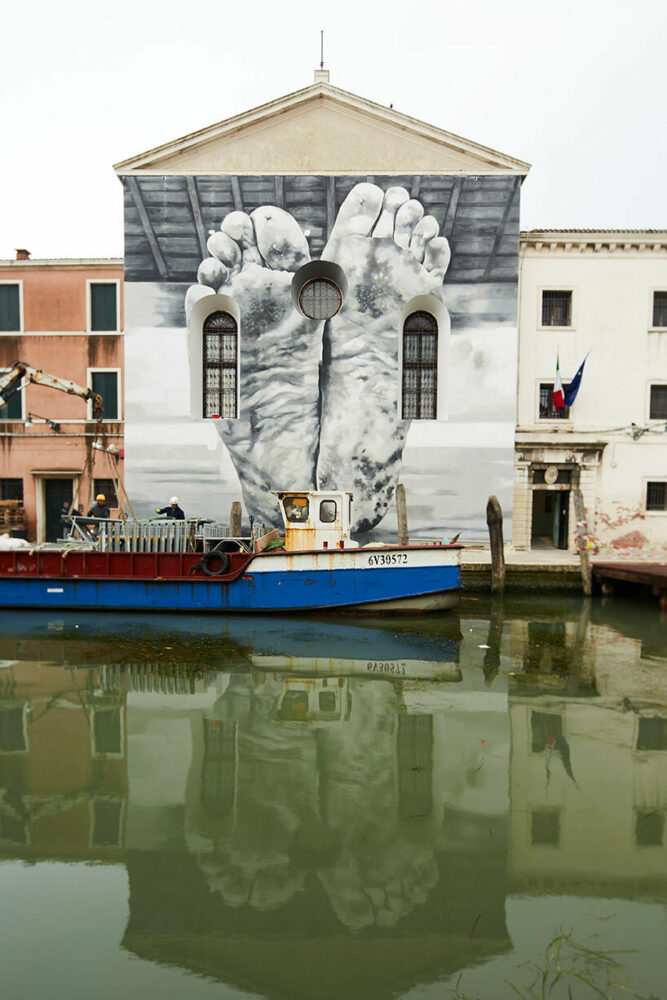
[283,496,309,522]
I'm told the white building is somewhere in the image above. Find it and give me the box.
[513,230,667,552]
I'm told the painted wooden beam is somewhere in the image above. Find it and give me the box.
[126,177,168,279]
[231,176,243,212]
[442,178,463,235]
[186,177,208,257]
[483,176,521,280]
[411,176,422,199]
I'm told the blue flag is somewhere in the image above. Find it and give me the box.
[564,354,588,407]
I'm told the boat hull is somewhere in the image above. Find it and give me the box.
[0,545,461,614]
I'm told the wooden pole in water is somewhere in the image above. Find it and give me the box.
[230,501,242,537]
[396,483,409,545]
[572,488,592,597]
[486,495,505,593]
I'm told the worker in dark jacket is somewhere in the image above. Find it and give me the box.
[156,496,185,520]
[87,494,111,519]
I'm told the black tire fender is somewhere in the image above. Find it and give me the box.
[200,550,230,577]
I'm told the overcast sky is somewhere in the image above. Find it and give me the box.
[1,0,665,260]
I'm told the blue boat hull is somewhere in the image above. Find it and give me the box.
[0,563,461,613]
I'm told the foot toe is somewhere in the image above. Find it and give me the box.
[221,211,263,266]
[394,200,424,249]
[372,186,410,238]
[329,183,384,240]
[197,257,229,288]
[207,230,242,272]
[251,206,310,271]
[408,215,439,263]
[423,236,451,280]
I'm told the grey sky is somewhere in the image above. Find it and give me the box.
[1,0,665,259]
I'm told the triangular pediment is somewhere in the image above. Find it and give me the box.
[114,82,529,176]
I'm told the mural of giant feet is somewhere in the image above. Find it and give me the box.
[320,183,451,532]
[186,207,324,527]
[185,185,451,533]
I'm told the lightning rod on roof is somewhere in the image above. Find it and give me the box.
[320,30,324,69]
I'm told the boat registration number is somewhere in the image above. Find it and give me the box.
[366,661,407,675]
[367,552,408,566]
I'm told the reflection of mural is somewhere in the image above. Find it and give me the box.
[123,174,520,540]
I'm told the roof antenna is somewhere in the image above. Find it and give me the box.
[314,29,330,83]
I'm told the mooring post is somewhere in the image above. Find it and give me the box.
[230,501,242,537]
[396,483,409,546]
[572,488,592,597]
[486,495,505,593]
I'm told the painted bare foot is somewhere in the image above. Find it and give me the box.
[319,184,451,534]
[185,208,322,526]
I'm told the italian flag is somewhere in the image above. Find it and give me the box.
[553,354,565,410]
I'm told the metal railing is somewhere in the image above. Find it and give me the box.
[65,516,260,553]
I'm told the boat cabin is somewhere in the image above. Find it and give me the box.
[275,491,356,552]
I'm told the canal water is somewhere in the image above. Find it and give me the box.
[0,597,665,1000]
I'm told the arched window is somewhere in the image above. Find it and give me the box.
[203,312,237,418]
[402,311,437,419]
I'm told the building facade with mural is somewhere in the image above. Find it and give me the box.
[114,74,529,542]
[0,253,124,541]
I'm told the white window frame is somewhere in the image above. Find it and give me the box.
[0,279,24,334]
[0,702,30,754]
[0,368,25,420]
[649,289,667,332]
[88,797,126,848]
[644,478,667,516]
[87,367,121,420]
[648,382,667,422]
[89,705,125,758]
[86,279,120,334]
[538,286,575,332]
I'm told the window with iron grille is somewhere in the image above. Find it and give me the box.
[653,291,667,327]
[0,478,23,501]
[539,383,570,419]
[299,278,342,320]
[203,312,237,418]
[646,482,667,512]
[541,290,572,327]
[93,479,118,508]
[649,384,667,420]
[402,311,437,419]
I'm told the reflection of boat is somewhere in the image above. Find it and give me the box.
[253,655,461,682]
[271,677,353,723]
[0,491,461,615]
[0,609,463,674]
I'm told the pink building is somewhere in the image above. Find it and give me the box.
[0,252,124,541]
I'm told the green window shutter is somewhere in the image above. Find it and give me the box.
[0,285,20,331]
[91,372,119,419]
[1,388,22,419]
[90,283,117,331]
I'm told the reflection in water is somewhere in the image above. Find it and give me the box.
[0,600,666,1000]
